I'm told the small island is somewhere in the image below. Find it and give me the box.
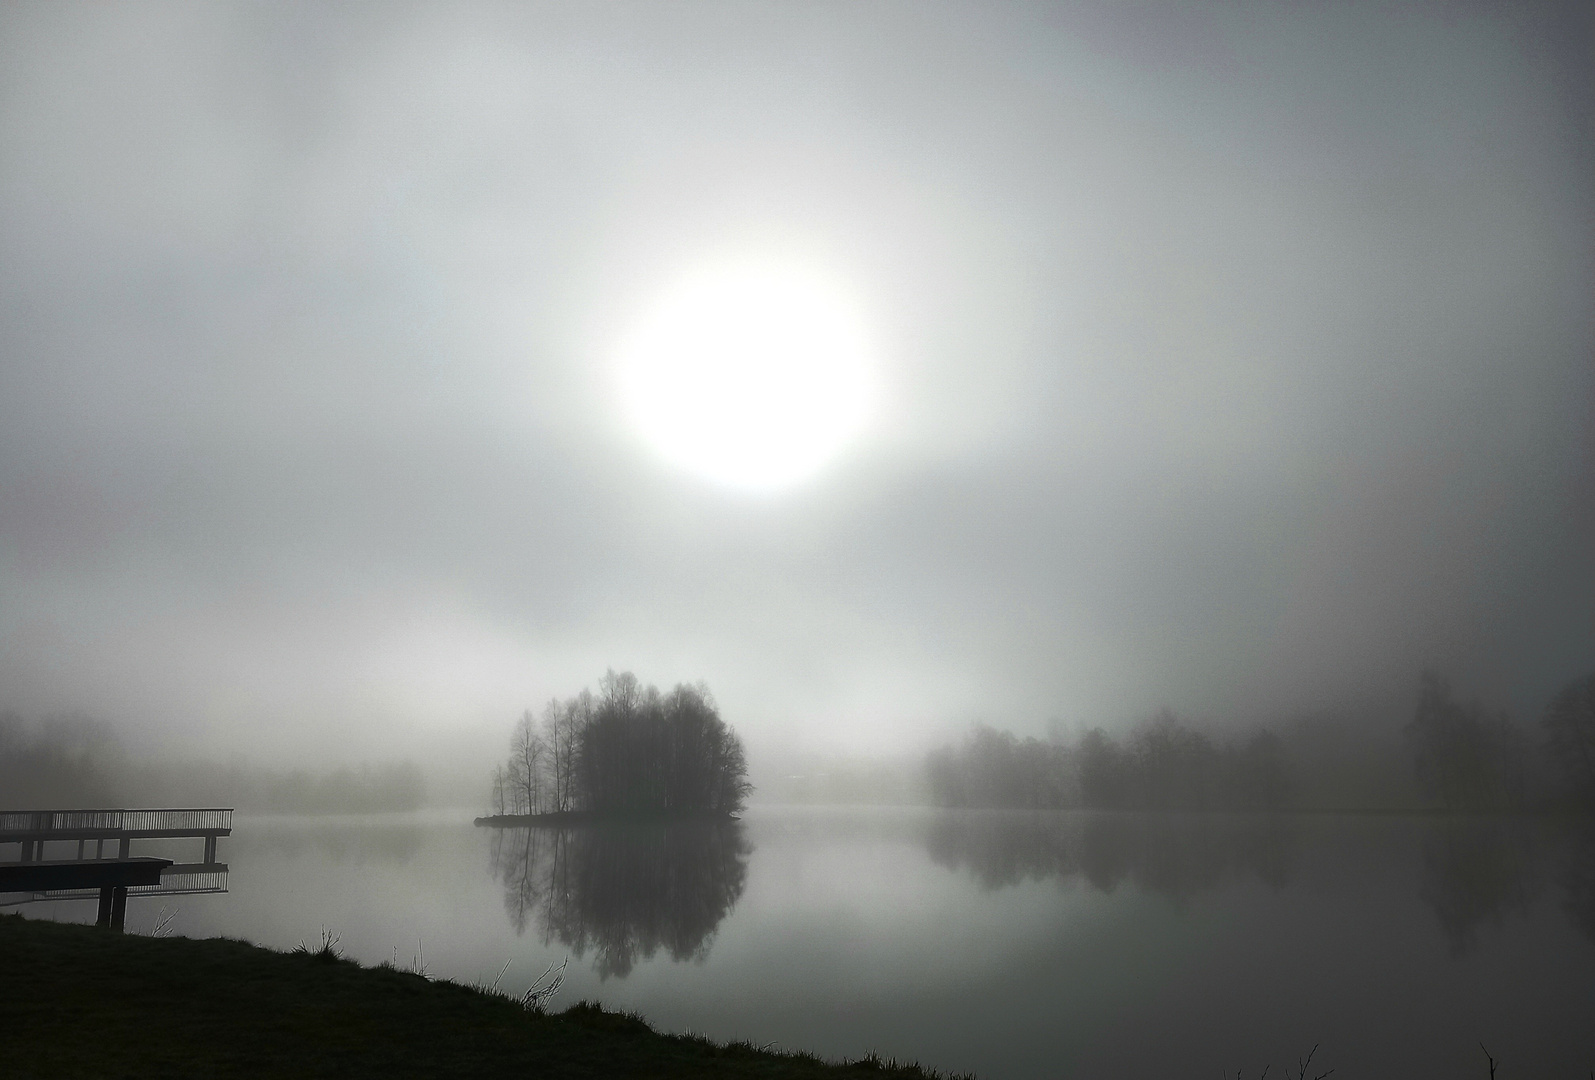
[480,671,753,823]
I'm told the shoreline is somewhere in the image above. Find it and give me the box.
[2,913,966,1079]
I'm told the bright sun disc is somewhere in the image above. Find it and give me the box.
[617,263,875,489]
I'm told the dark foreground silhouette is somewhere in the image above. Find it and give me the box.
[0,913,968,1079]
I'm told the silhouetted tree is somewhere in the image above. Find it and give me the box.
[542,692,585,814]
[926,715,1295,812]
[1405,671,1526,811]
[490,765,508,816]
[497,672,750,817]
[927,726,1071,809]
[508,710,546,815]
[1130,710,1219,810]
[1077,727,1130,809]
[1232,729,1294,811]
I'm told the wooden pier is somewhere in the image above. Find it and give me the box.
[0,858,172,931]
[0,809,232,923]
[0,808,232,863]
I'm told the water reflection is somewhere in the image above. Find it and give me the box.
[926,810,1297,900]
[250,821,423,865]
[1418,818,1541,956]
[489,821,750,978]
[1561,822,1595,944]
[928,810,1595,952]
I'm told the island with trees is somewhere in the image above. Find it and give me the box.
[478,671,752,825]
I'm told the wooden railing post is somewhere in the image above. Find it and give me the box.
[109,886,128,932]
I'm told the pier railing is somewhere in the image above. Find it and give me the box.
[0,807,233,896]
[0,808,232,839]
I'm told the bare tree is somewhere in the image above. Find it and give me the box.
[509,710,547,816]
[490,765,508,816]
[542,693,584,814]
[498,674,751,818]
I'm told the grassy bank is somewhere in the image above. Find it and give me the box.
[1,914,968,1079]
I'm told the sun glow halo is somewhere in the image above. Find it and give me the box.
[617,264,875,490]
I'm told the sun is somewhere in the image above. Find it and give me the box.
[616,262,876,490]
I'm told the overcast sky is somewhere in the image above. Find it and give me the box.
[1,0,1590,765]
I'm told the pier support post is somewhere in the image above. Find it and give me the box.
[21,839,34,862]
[96,887,113,928]
[109,886,128,932]
[203,834,217,864]
[118,837,130,858]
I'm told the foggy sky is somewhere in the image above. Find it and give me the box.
[1,0,1590,766]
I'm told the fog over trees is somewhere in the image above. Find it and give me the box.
[929,713,1293,812]
[1405,671,1530,811]
[492,671,751,818]
[0,711,425,813]
[927,670,1595,813]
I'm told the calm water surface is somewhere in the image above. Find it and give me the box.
[20,807,1595,1078]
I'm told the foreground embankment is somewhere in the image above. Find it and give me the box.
[0,914,966,1079]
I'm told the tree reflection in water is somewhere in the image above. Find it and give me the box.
[926,811,1297,901]
[929,811,1595,949]
[489,821,750,978]
[1418,818,1541,956]
[1561,821,1595,944]
[1416,816,1595,956]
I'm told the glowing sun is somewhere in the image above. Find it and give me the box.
[617,262,875,490]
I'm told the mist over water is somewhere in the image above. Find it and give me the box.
[0,0,1590,759]
[11,807,1591,1076]
[3,1,1593,1075]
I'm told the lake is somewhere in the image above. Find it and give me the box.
[15,806,1595,1077]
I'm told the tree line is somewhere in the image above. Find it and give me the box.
[928,712,1292,812]
[490,671,752,818]
[927,669,1595,813]
[0,711,426,813]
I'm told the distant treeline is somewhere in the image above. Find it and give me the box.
[0,712,425,813]
[929,713,1292,812]
[928,669,1595,813]
[491,671,751,817]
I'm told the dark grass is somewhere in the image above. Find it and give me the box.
[0,913,971,1079]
